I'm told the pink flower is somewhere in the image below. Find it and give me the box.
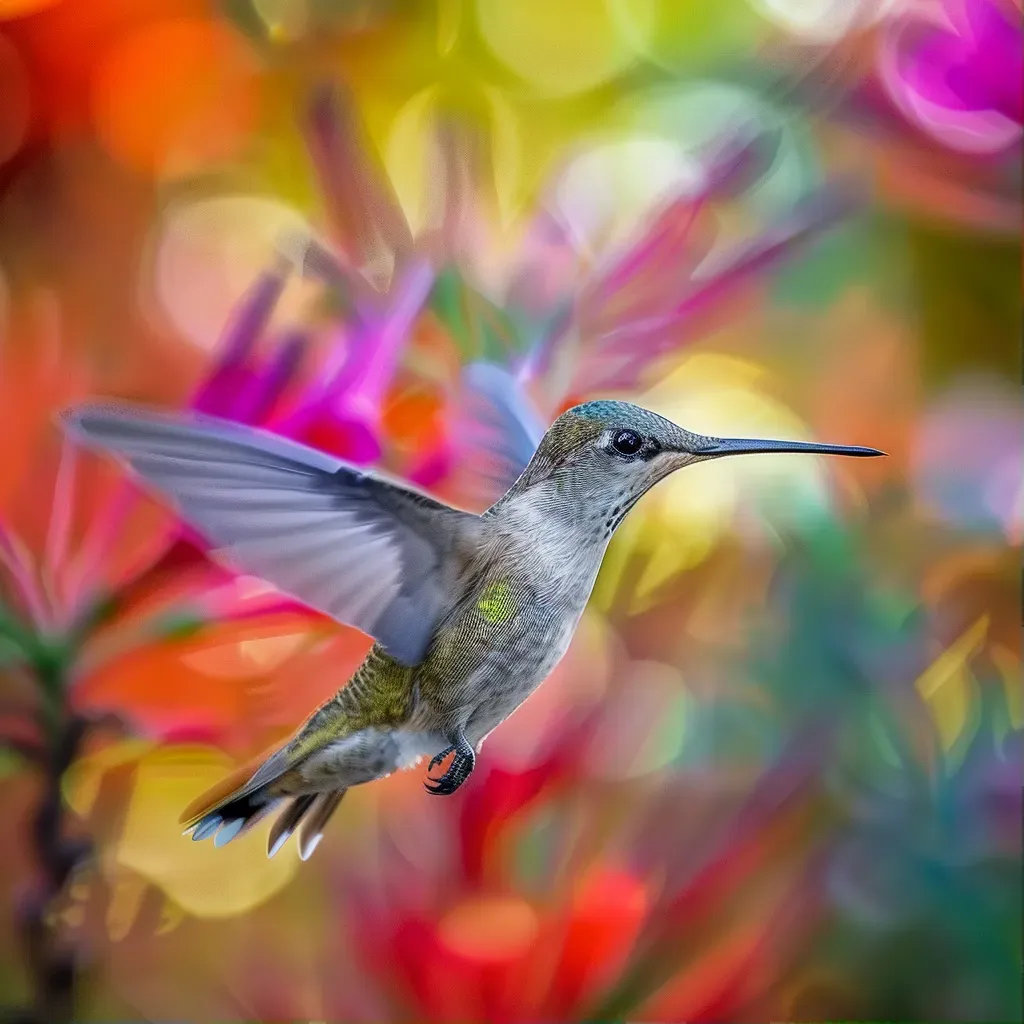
[880,0,1023,153]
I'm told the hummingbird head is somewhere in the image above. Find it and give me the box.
[510,399,884,527]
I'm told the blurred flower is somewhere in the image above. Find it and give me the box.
[912,374,1023,542]
[63,741,302,922]
[215,697,827,1023]
[91,16,260,177]
[3,1,257,179]
[751,0,1022,232]
[879,0,1023,155]
[0,226,413,954]
[436,128,863,515]
[750,0,896,43]
[826,707,1022,1007]
[534,136,861,397]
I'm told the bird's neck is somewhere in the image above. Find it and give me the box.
[484,480,617,615]
[485,474,618,551]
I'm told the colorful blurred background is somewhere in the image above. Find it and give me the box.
[0,1,1020,1021]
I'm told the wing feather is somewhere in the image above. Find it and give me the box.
[455,362,545,504]
[63,402,478,665]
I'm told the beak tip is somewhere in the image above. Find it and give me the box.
[700,438,890,459]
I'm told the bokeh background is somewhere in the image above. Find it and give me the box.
[0,1,1020,1021]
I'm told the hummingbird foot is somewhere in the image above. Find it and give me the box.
[424,732,475,796]
[427,744,455,773]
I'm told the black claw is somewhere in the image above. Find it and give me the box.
[424,734,474,796]
[427,745,455,774]
[423,757,471,795]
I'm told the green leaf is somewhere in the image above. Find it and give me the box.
[66,590,121,648]
[29,636,71,698]
[0,746,29,778]
[0,601,32,652]
[771,210,910,310]
[0,634,26,667]
[429,267,520,361]
[148,610,208,643]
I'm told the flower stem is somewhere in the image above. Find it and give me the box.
[3,651,92,1024]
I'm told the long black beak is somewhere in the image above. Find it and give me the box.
[699,437,886,458]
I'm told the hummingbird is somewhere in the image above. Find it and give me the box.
[62,389,884,860]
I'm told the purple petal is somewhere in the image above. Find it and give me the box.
[961,0,1024,121]
[699,123,784,201]
[192,264,289,415]
[338,260,434,411]
[516,301,574,382]
[598,179,864,374]
[280,261,433,462]
[881,0,1023,139]
[233,330,309,426]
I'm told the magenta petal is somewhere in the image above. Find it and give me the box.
[885,0,1023,125]
[963,0,1024,121]
[406,445,452,488]
[894,24,975,111]
[300,260,433,430]
[284,260,433,460]
[277,324,362,438]
[157,723,224,746]
[947,59,1024,122]
[192,265,289,416]
[190,367,259,419]
[599,179,862,370]
[233,331,308,426]
[296,414,382,465]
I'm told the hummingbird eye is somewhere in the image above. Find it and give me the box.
[611,429,644,457]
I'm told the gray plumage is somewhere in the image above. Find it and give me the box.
[61,375,883,859]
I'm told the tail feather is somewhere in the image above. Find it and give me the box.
[180,749,345,859]
[179,754,270,827]
[182,789,283,847]
[298,790,346,860]
[181,745,293,849]
[267,794,317,858]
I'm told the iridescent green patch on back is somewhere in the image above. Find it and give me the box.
[477,579,517,624]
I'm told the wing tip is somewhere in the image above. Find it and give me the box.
[60,397,349,475]
[57,400,105,442]
[58,398,164,446]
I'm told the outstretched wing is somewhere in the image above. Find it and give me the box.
[454,362,545,504]
[63,402,479,665]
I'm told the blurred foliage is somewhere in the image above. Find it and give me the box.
[906,222,1021,385]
